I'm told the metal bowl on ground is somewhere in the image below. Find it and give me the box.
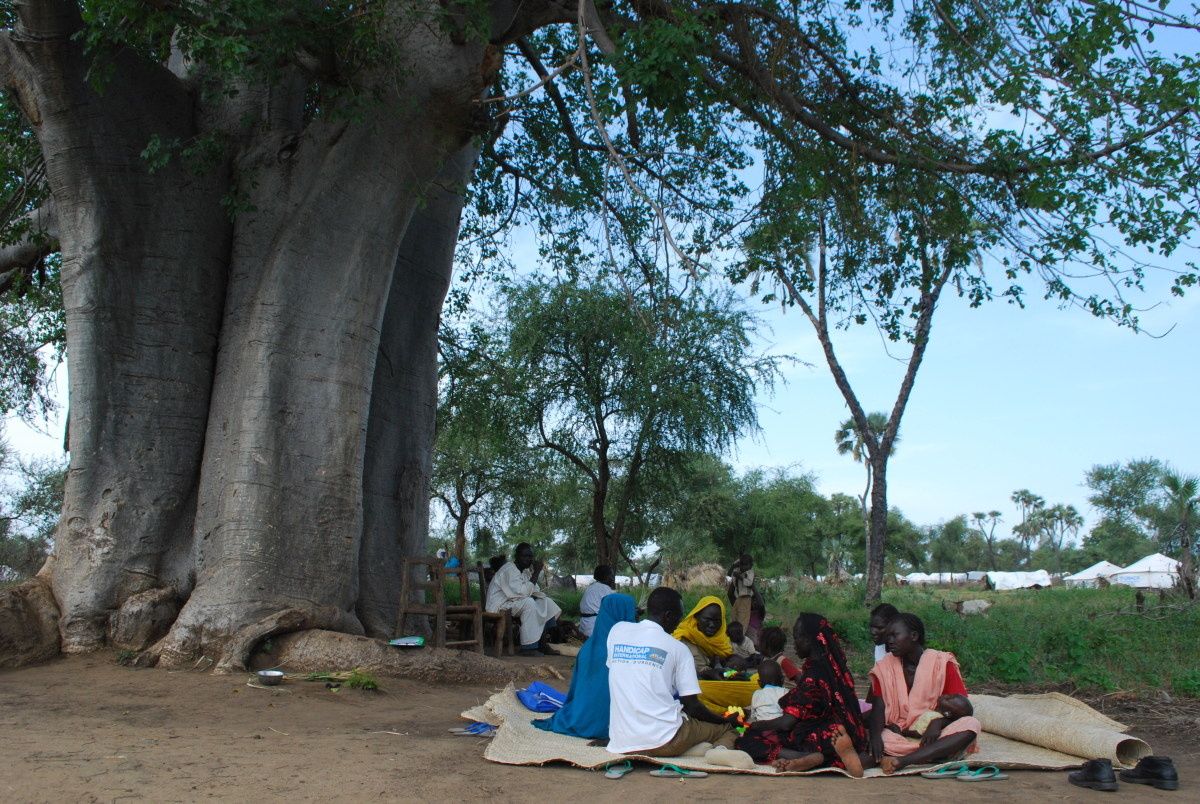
[257,670,284,686]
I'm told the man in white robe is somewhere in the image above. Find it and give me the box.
[578,564,616,638]
[485,542,563,656]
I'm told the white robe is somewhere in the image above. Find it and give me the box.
[485,562,563,647]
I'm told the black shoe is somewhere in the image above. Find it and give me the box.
[1069,759,1118,792]
[517,648,544,657]
[1119,756,1179,791]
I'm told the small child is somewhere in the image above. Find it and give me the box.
[759,625,800,683]
[749,660,788,723]
[726,621,761,668]
[869,602,899,663]
[902,694,974,740]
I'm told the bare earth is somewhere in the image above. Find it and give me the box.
[3,654,1194,803]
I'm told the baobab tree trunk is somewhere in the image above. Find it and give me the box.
[358,147,477,638]
[154,58,487,667]
[2,5,231,652]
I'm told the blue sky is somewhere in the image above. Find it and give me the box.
[732,272,1200,540]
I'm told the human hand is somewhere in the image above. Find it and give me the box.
[919,720,945,747]
[869,730,884,762]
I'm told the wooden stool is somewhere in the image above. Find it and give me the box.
[395,556,483,653]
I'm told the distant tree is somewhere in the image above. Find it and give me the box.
[971,511,1004,571]
[1010,489,1046,566]
[928,516,970,575]
[822,493,868,580]
[432,323,541,562]
[0,444,66,581]
[1155,471,1198,599]
[1031,504,1085,575]
[884,509,926,574]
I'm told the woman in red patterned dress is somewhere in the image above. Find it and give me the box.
[734,613,867,776]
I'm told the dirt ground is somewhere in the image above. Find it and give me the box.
[2,654,1195,803]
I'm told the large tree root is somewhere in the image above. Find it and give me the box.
[272,629,562,685]
[0,578,62,669]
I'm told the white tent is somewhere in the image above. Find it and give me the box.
[1064,560,1124,588]
[1107,553,1180,589]
[985,569,1053,590]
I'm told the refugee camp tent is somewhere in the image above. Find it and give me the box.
[985,569,1053,590]
[1064,560,1124,588]
[1107,553,1179,589]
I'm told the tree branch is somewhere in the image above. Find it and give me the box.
[13,0,82,43]
[0,199,57,284]
[537,408,598,482]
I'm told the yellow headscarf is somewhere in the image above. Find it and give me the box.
[672,594,733,658]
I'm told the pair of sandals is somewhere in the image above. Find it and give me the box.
[920,762,1009,781]
[448,721,497,737]
[604,761,708,780]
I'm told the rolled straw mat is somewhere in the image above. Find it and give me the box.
[466,685,1150,777]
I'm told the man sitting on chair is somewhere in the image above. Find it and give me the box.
[485,542,563,657]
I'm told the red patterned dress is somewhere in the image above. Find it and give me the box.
[735,615,868,767]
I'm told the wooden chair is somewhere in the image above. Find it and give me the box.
[475,564,517,657]
[394,556,483,653]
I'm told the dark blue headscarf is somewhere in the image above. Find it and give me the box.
[532,592,636,739]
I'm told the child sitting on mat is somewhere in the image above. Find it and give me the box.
[749,660,788,723]
[726,621,761,669]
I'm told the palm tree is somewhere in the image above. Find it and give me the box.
[1010,489,1045,566]
[835,412,898,563]
[1159,470,1198,599]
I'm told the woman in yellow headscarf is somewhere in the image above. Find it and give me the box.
[673,595,759,713]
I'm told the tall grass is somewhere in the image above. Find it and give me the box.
[546,583,1200,698]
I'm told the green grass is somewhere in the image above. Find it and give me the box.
[546,583,1200,698]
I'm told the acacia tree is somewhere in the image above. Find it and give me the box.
[499,277,774,572]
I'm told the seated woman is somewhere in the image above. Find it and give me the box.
[532,593,637,739]
[867,613,983,774]
[735,614,867,776]
[673,595,734,679]
[672,595,758,711]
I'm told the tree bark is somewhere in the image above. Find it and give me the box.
[4,8,232,651]
[865,454,889,601]
[357,146,477,638]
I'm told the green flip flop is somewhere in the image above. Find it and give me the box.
[920,761,972,779]
[649,764,708,778]
[604,761,634,779]
[958,766,1009,782]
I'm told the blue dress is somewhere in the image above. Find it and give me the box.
[532,593,637,739]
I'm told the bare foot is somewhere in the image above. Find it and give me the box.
[772,753,823,773]
[832,726,864,778]
[879,756,903,775]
